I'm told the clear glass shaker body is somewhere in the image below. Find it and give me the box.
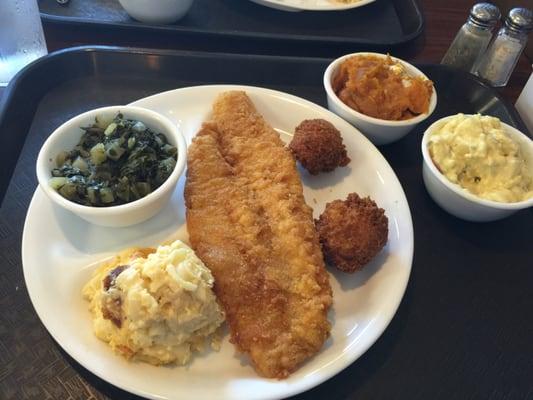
[441,22,494,72]
[476,27,528,87]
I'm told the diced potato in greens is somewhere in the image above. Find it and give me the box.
[49,177,68,190]
[72,156,89,173]
[136,182,151,197]
[58,182,77,199]
[87,186,99,204]
[99,187,114,203]
[105,140,126,161]
[104,122,117,136]
[49,112,177,207]
[55,151,70,168]
[90,143,107,165]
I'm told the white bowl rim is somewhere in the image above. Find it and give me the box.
[117,0,194,18]
[36,105,187,215]
[323,52,437,126]
[421,114,533,210]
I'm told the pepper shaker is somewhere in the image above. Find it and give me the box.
[476,8,533,87]
[441,3,501,73]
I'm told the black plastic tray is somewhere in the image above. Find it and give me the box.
[40,0,424,54]
[0,47,531,400]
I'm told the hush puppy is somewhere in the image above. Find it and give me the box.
[289,119,350,175]
[316,193,388,273]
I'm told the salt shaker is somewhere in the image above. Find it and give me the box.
[441,3,501,73]
[476,8,533,87]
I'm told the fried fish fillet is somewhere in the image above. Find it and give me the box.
[184,91,332,379]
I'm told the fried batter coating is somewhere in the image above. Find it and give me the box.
[316,193,388,273]
[185,92,332,379]
[289,119,350,175]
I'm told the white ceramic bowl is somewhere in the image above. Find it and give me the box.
[421,115,533,222]
[36,105,187,227]
[324,52,437,145]
[118,0,194,24]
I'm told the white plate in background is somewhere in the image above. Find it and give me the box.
[249,0,375,12]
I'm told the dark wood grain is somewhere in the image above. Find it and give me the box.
[412,0,531,105]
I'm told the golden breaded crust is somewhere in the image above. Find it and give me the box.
[289,119,350,175]
[185,91,332,379]
[316,193,388,273]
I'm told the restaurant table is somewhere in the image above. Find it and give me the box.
[1,0,531,103]
[39,0,532,102]
[1,1,532,400]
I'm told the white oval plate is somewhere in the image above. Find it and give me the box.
[22,85,413,400]
[249,0,375,11]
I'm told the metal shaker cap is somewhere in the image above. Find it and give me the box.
[505,8,533,33]
[469,3,501,28]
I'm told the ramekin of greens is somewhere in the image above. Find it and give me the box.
[36,106,186,227]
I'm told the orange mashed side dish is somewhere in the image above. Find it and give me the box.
[332,55,434,121]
